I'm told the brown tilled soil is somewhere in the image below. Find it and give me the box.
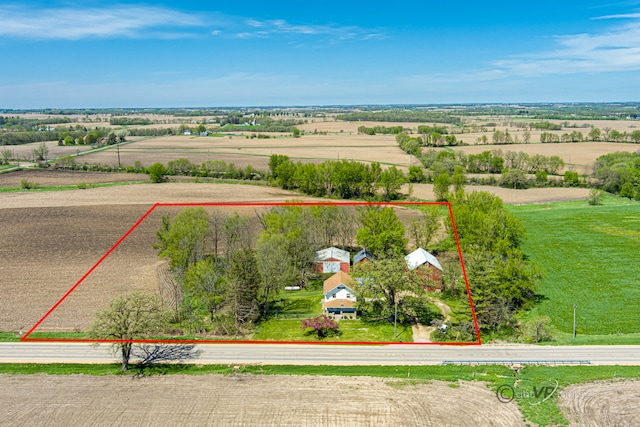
[0,374,526,427]
[559,379,640,427]
[406,183,591,204]
[0,183,306,332]
[73,134,418,170]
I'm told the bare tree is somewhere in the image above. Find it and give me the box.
[255,234,296,316]
[334,206,358,248]
[89,291,168,372]
[209,209,228,255]
[223,213,252,260]
[32,142,49,163]
[407,206,442,250]
[1,147,13,165]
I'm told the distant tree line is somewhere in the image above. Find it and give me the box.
[268,154,406,200]
[0,116,73,129]
[109,117,152,126]
[357,125,405,135]
[337,111,463,125]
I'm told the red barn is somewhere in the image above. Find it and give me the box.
[405,248,443,292]
[315,247,350,273]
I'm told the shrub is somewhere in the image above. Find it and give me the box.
[587,188,604,205]
[564,170,581,187]
[147,162,168,183]
[20,179,39,190]
[300,315,339,339]
[619,182,635,199]
[499,168,530,189]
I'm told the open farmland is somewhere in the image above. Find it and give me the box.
[7,140,95,162]
[452,142,640,175]
[406,183,591,205]
[0,183,307,332]
[76,133,418,170]
[0,374,527,427]
[559,379,640,426]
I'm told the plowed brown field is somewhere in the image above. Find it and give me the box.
[0,183,306,332]
[0,374,526,427]
[559,379,640,427]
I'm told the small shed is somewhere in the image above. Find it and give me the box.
[353,249,375,265]
[405,248,444,291]
[315,246,350,273]
[322,271,357,315]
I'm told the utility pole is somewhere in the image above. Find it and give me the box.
[116,143,121,169]
[393,299,398,339]
[573,304,577,339]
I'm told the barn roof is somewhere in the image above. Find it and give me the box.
[353,249,375,264]
[323,271,356,294]
[405,248,443,272]
[315,246,350,264]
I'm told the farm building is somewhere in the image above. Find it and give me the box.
[405,248,444,292]
[315,246,350,273]
[353,249,375,265]
[322,271,357,315]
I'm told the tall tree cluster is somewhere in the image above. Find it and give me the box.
[446,191,541,333]
[269,155,405,200]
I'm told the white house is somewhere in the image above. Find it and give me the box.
[322,271,357,315]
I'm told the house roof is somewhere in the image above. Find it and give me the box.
[353,249,375,264]
[323,299,356,309]
[405,248,443,272]
[323,271,356,294]
[315,246,350,264]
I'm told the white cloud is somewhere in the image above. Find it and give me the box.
[0,4,204,40]
[593,12,640,20]
[489,14,640,76]
[234,18,382,42]
[0,4,384,44]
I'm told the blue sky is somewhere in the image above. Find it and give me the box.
[2,1,640,107]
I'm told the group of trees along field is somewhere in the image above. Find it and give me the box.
[269,154,406,200]
[593,151,640,199]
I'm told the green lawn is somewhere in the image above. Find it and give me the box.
[509,195,640,336]
[255,284,413,342]
[253,318,412,342]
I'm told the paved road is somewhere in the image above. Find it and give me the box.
[2,342,639,365]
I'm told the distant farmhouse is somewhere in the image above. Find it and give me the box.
[405,248,443,292]
[322,271,357,316]
[314,246,350,273]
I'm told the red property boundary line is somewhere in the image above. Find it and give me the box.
[22,201,481,346]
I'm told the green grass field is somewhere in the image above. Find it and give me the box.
[510,195,640,337]
[253,318,412,342]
